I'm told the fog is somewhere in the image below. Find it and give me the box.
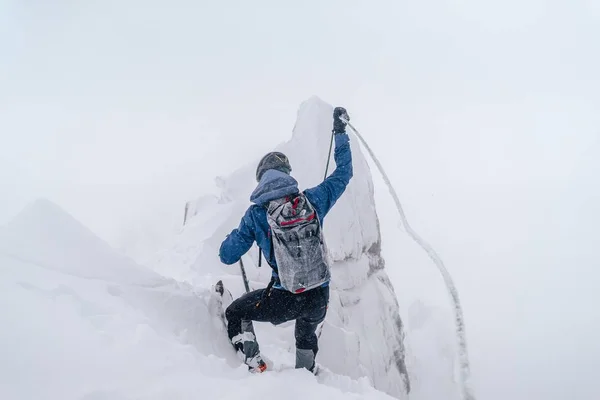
[1,1,599,399]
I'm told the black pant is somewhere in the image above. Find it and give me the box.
[225,285,329,364]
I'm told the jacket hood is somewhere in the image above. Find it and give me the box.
[250,169,299,205]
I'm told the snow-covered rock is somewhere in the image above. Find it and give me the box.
[165,96,410,398]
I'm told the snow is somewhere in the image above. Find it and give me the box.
[0,198,396,400]
[0,97,462,400]
[152,97,414,398]
[1,199,159,285]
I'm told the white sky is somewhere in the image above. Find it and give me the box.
[1,1,599,399]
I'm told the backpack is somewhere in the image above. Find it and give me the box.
[266,193,330,294]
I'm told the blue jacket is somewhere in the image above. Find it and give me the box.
[219,133,353,285]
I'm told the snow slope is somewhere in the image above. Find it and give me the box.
[153,97,411,398]
[0,199,397,400]
[0,97,462,400]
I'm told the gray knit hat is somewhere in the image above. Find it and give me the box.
[256,152,292,182]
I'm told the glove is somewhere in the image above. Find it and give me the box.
[333,107,349,134]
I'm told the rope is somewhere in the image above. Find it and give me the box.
[343,119,475,400]
[323,130,335,180]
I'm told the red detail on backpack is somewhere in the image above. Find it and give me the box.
[291,197,300,216]
[295,288,306,294]
[280,212,316,227]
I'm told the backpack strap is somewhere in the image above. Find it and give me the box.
[255,277,276,309]
[258,247,262,267]
[264,202,277,268]
[268,228,275,267]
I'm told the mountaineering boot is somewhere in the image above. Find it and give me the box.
[245,353,267,373]
[233,343,267,373]
[232,331,267,373]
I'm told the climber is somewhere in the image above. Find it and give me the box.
[218,107,353,373]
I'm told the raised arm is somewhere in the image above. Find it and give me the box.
[304,107,353,220]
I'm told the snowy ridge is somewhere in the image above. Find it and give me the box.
[1,199,159,285]
[0,199,397,400]
[162,97,410,398]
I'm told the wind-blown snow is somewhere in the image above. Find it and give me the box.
[0,199,397,400]
[1,199,159,285]
[0,97,464,400]
[159,97,411,398]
